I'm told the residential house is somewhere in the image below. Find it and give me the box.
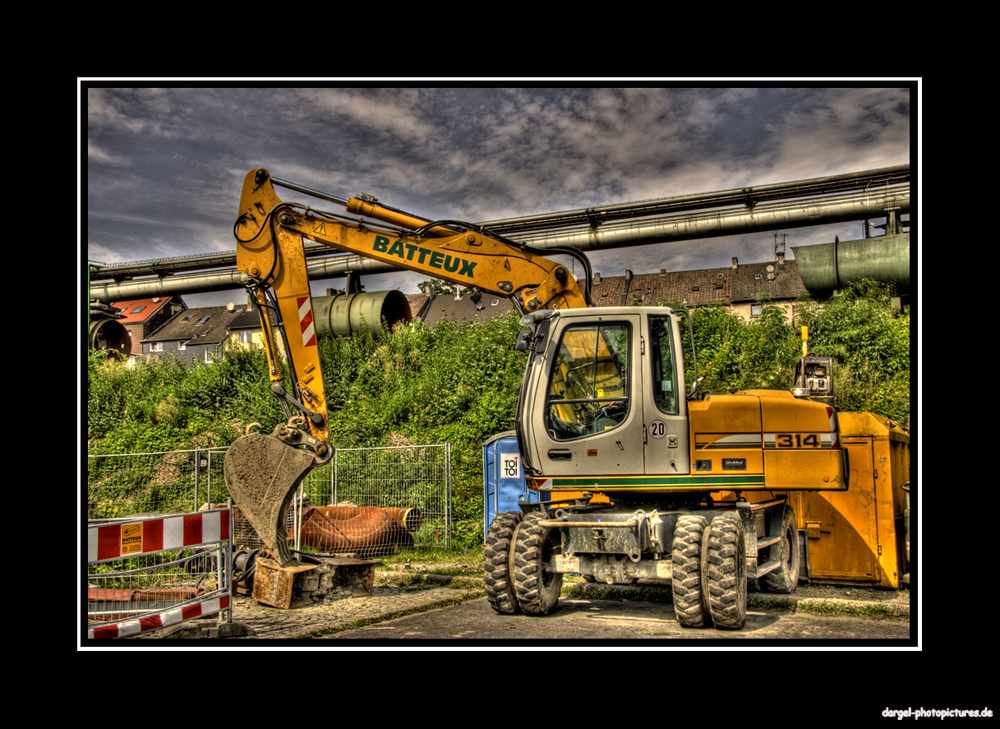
[410,257,808,327]
[142,304,251,366]
[728,255,808,322]
[111,296,186,363]
[589,268,732,309]
[227,307,287,358]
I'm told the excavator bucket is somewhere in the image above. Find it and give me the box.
[224,422,378,608]
[224,428,315,568]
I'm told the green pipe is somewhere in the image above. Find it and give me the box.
[793,234,910,293]
[312,290,412,337]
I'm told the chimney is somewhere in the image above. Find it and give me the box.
[777,252,785,265]
[732,257,739,269]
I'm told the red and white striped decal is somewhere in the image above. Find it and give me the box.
[88,510,230,564]
[298,296,316,348]
[87,593,230,639]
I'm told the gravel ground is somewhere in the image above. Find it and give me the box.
[133,562,485,640]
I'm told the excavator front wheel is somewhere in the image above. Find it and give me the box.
[762,505,801,594]
[671,514,709,627]
[513,511,563,615]
[484,511,523,614]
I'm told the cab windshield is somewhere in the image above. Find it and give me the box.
[545,323,630,440]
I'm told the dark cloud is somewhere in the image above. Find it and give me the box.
[84,84,914,306]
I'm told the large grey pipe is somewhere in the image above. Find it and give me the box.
[792,234,910,294]
[312,290,412,336]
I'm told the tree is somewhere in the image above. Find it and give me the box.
[805,279,910,422]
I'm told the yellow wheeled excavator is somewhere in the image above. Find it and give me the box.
[224,168,848,626]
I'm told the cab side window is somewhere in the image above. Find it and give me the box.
[650,316,678,414]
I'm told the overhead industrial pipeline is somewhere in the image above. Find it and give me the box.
[88,165,910,304]
[89,318,131,358]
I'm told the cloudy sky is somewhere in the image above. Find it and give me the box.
[84,85,915,307]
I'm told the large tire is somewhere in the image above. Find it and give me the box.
[671,514,708,627]
[513,511,563,615]
[762,505,801,594]
[484,511,523,614]
[706,516,747,630]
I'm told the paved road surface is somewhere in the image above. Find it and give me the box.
[326,594,912,643]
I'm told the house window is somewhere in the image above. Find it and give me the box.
[178,341,187,350]
[132,305,146,314]
[196,314,212,325]
[150,342,163,352]
[751,304,763,317]
[239,331,253,344]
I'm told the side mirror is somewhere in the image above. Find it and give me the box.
[515,329,532,351]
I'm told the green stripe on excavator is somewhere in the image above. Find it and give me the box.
[550,475,767,489]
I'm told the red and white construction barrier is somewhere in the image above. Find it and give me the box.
[88,510,230,563]
[88,594,230,639]
[86,510,232,640]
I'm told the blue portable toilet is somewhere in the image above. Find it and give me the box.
[483,430,539,532]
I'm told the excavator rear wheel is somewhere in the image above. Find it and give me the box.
[706,516,747,630]
[513,511,563,615]
[484,511,523,614]
[762,505,800,594]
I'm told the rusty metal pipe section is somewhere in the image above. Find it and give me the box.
[310,505,424,532]
[293,506,417,557]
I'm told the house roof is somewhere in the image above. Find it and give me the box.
[111,297,179,323]
[143,304,251,344]
[590,268,733,308]
[228,308,263,330]
[406,293,431,321]
[421,292,516,327]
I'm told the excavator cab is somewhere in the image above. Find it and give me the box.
[515,307,693,481]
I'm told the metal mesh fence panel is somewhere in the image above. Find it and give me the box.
[87,545,227,622]
[87,443,451,554]
[331,444,451,549]
[87,450,229,519]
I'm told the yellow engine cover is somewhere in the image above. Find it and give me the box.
[688,391,846,492]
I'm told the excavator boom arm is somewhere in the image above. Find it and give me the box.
[225,167,590,566]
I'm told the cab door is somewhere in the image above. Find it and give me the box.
[642,313,691,476]
[524,313,644,478]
